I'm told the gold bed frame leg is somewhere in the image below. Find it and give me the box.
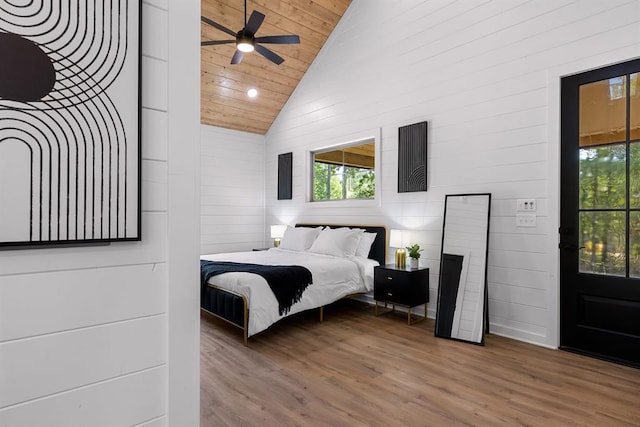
[243,296,248,346]
[319,306,324,322]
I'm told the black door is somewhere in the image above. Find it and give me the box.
[560,59,640,367]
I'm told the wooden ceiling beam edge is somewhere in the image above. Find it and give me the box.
[201,114,272,134]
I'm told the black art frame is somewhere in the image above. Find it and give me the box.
[398,121,428,193]
[278,152,292,200]
[0,1,142,247]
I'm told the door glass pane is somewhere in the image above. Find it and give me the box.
[579,76,627,146]
[631,142,640,208]
[630,211,640,278]
[579,144,626,209]
[579,211,626,276]
[631,73,639,141]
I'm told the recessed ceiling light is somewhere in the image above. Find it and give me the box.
[247,88,258,98]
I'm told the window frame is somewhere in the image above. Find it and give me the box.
[306,128,381,206]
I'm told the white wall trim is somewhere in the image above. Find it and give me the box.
[546,68,561,349]
[167,1,200,425]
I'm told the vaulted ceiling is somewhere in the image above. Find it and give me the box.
[201,0,352,135]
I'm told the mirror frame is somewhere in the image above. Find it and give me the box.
[435,193,491,345]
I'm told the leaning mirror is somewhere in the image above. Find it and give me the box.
[435,193,491,345]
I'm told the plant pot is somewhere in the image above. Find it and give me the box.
[410,258,419,269]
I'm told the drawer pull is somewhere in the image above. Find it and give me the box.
[387,276,393,280]
[387,292,393,297]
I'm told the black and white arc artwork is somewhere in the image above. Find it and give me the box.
[0,1,141,246]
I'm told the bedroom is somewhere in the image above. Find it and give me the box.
[199,0,640,424]
[201,1,638,354]
[1,0,639,426]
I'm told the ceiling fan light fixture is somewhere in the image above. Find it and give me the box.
[237,38,254,53]
[201,4,299,65]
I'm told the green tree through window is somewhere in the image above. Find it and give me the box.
[579,142,640,276]
[312,140,375,201]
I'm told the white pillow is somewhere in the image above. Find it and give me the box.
[308,227,364,257]
[279,226,322,251]
[355,232,377,258]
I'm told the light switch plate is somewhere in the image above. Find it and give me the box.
[517,199,537,212]
[516,213,536,227]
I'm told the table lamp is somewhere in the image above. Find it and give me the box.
[389,229,407,268]
[270,225,287,247]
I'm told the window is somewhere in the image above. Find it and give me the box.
[311,139,375,201]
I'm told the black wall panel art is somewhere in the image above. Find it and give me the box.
[277,152,292,200]
[0,1,141,247]
[398,121,428,193]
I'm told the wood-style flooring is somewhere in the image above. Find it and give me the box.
[200,299,640,426]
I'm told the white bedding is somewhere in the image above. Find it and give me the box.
[201,248,378,337]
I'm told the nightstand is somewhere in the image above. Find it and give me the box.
[374,264,429,325]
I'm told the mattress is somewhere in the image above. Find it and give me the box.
[200,248,378,337]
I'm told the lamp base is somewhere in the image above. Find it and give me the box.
[395,248,406,268]
[274,239,281,247]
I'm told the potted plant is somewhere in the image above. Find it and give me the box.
[406,244,423,269]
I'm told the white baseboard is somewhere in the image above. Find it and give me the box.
[351,294,556,349]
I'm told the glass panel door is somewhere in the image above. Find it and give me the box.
[560,59,640,367]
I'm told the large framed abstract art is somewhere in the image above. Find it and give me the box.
[398,121,427,193]
[0,1,141,247]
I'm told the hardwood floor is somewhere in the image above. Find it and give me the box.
[200,299,640,426]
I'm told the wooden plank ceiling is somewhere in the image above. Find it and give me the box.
[201,0,352,135]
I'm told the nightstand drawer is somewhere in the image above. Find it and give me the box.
[376,268,407,283]
[374,280,413,306]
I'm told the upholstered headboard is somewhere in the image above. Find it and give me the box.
[295,223,387,266]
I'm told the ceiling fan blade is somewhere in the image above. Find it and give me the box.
[231,49,244,64]
[254,35,300,45]
[244,10,265,37]
[201,16,237,38]
[201,40,236,46]
[255,44,284,65]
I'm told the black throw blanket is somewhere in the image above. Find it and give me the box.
[200,260,313,316]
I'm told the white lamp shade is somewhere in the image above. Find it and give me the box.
[390,229,412,248]
[270,225,287,239]
[389,229,404,248]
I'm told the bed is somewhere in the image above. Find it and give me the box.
[200,224,387,345]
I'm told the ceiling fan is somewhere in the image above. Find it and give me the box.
[201,0,300,65]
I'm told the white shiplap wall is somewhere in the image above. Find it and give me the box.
[0,1,200,425]
[200,125,266,254]
[264,0,640,348]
